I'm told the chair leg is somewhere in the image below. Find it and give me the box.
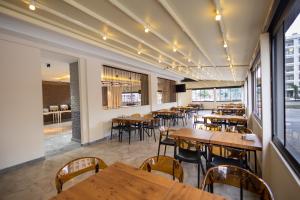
[111,128,113,140]
[197,163,200,188]
[164,145,167,156]
[152,129,156,142]
[157,143,161,157]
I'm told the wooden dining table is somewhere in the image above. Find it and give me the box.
[203,114,247,125]
[112,116,153,144]
[51,162,225,200]
[171,128,262,173]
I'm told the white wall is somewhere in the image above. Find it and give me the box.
[0,26,180,169]
[0,39,44,170]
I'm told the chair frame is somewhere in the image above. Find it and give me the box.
[139,155,184,182]
[55,157,107,193]
[201,165,274,200]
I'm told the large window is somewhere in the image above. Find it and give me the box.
[252,58,262,121]
[192,89,214,102]
[271,1,300,177]
[101,66,149,109]
[215,87,242,102]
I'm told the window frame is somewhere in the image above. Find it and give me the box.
[215,86,242,102]
[191,88,214,102]
[251,54,263,124]
[270,0,300,178]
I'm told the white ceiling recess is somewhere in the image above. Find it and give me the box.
[0,0,273,81]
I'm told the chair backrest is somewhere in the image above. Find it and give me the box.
[139,155,183,182]
[201,165,274,200]
[131,113,141,118]
[143,113,153,119]
[237,127,253,134]
[175,138,203,151]
[55,157,107,193]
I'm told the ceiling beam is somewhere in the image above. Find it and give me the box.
[63,0,190,72]
[158,1,217,68]
[109,0,198,66]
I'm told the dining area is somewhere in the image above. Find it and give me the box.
[49,104,273,200]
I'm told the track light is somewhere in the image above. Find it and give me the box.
[29,0,36,11]
[144,25,150,33]
[215,11,221,21]
[102,34,107,40]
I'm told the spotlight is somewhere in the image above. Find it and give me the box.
[29,0,36,11]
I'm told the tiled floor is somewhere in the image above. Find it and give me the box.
[0,112,258,200]
[44,122,80,156]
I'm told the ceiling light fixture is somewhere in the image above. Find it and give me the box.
[188,58,191,63]
[173,46,177,52]
[223,42,227,48]
[102,33,107,40]
[144,25,150,33]
[227,56,231,61]
[137,50,142,55]
[230,64,233,68]
[215,10,221,21]
[29,0,36,11]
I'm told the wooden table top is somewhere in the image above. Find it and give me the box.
[203,114,247,121]
[171,128,213,144]
[210,132,262,151]
[51,162,225,200]
[171,128,262,151]
[152,110,180,114]
[217,107,245,111]
[112,116,152,123]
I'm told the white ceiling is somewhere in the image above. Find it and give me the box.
[0,0,273,81]
[40,50,76,82]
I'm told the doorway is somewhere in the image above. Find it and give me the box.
[41,50,81,156]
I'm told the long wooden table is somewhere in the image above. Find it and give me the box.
[203,114,247,125]
[171,128,262,173]
[51,162,225,200]
[171,128,262,151]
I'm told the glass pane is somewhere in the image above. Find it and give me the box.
[285,13,300,163]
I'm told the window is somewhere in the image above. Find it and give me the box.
[157,77,176,104]
[271,1,300,177]
[101,66,149,109]
[285,57,294,63]
[215,87,242,102]
[192,89,214,101]
[285,47,294,55]
[252,57,262,121]
[286,39,294,46]
[286,65,294,72]
[286,74,294,80]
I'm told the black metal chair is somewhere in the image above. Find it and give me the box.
[157,126,175,157]
[174,139,207,188]
[193,115,204,129]
[110,119,124,140]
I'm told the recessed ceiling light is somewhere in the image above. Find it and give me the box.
[215,11,221,21]
[223,42,227,48]
[230,64,233,68]
[227,56,231,61]
[138,51,141,55]
[144,25,150,33]
[188,58,191,63]
[102,34,107,40]
[29,0,36,11]
[173,46,177,52]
